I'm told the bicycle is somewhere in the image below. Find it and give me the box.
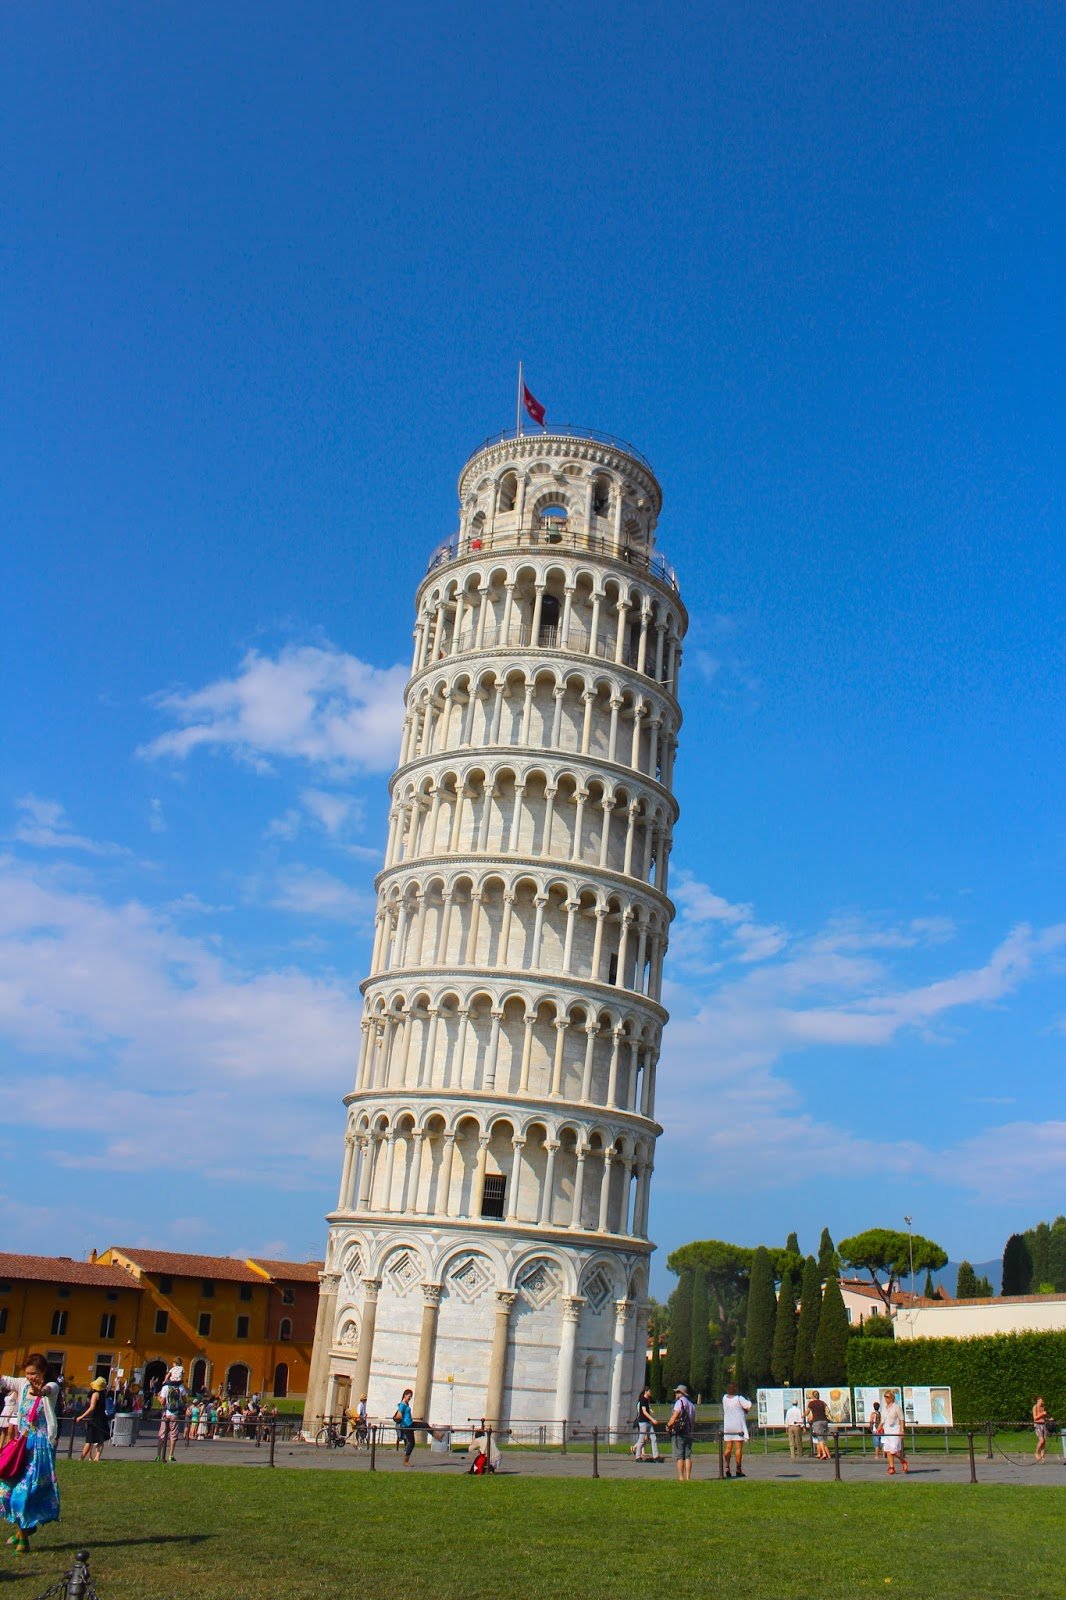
[315,1417,348,1450]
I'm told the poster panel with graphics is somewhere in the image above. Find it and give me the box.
[756,1387,803,1428]
[804,1386,852,1425]
[904,1386,953,1427]
[854,1386,902,1426]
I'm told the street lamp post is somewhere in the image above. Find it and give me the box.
[904,1215,915,1298]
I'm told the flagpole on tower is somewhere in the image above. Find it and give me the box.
[516,361,523,438]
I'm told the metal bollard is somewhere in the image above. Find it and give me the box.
[269,1418,277,1468]
[486,1425,493,1472]
[967,1431,977,1484]
[833,1430,841,1481]
[718,1429,724,1479]
[561,1419,567,1456]
[369,1422,377,1472]
[592,1426,599,1479]
[986,1421,994,1460]
[66,1418,77,1459]
[65,1550,93,1599]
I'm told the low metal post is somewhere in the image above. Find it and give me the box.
[269,1418,277,1468]
[967,1431,977,1484]
[66,1550,92,1599]
[486,1425,493,1471]
[561,1419,567,1456]
[986,1421,994,1460]
[66,1417,77,1459]
[833,1429,841,1481]
[369,1422,377,1471]
[592,1425,599,1479]
[717,1428,724,1479]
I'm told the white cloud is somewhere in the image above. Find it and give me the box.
[300,788,363,837]
[658,873,1066,1201]
[269,865,372,921]
[148,797,166,834]
[139,644,407,775]
[12,795,129,857]
[672,872,787,967]
[0,856,360,1177]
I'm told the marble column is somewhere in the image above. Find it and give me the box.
[553,1296,585,1424]
[608,1299,633,1433]
[484,1289,518,1426]
[301,1270,340,1431]
[350,1277,382,1410]
[413,1283,443,1421]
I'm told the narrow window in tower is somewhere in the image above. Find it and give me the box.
[480,1174,506,1220]
[608,953,618,985]
[539,593,560,648]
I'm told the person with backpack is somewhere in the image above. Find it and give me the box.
[393,1388,416,1467]
[631,1387,663,1462]
[157,1372,186,1463]
[666,1383,696,1481]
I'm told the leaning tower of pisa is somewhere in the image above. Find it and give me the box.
[304,424,686,1435]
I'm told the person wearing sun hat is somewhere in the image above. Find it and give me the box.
[76,1379,110,1462]
[666,1384,696,1481]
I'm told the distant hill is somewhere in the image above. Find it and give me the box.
[931,1260,1002,1296]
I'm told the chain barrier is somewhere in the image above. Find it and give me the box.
[31,1548,100,1600]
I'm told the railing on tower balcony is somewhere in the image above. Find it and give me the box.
[437,616,654,676]
[463,424,656,474]
[425,519,679,595]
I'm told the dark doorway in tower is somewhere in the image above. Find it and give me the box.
[273,1362,289,1399]
[538,593,560,648]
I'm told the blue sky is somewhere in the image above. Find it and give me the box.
[2,2,1063,1294]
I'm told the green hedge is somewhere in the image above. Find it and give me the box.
[847,1330,1066,1422]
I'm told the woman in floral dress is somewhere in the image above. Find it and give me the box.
[0,1353,60,1554]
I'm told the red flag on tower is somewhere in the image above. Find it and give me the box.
[522,384,546,427]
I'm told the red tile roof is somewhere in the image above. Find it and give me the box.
[247,1259,323,1283]
[0,1254,134,1289]
[106,1248,263,1284]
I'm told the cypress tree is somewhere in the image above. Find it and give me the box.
[923,1268,936,1299]
[770,1264,797,1384]
[817,1228,840,1276]
[1027,1222,1050,1287]
[1001,1233,1033,1296]
[785,1231,800,1257]
[794,1255,822,1384]
[663,1269,693,1392]
[955,1261,978,1299]
[744,1246,777,1387]
[689,1271,713,1399]
[1047,1217,1066,1292]
[974,1275,993,1297]
[812,1274,849,1381]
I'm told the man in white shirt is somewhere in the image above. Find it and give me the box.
[721,1382,752,1478]
[784,1397,804,1460]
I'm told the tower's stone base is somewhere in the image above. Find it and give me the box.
[306,1220,650,1433]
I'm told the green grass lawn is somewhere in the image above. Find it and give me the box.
[5,1463,1058,1600]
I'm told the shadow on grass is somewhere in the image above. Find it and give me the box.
[46,1534,215,1551]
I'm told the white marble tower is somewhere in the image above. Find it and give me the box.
[304,425,685,1434]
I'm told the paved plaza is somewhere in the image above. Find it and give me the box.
[80,1428,1065,1487]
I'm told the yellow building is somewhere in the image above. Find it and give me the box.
[0,1253,141,1386]
[0,1248,321,1399]
[96,1248,318,1398]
